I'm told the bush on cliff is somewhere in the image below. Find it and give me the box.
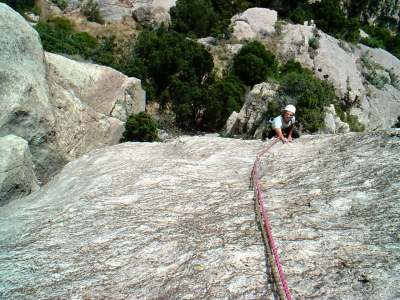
[123,112,159,142]
[81,0,104,24]
[280,66,336,133]
[233,41,278,85]
[171,0,217,37]
[35,17,98,58]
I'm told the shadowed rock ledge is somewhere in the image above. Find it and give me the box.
[0,133,399,299]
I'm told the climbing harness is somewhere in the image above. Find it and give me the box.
[251,138,292,300]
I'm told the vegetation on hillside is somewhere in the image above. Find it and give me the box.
[30,0,398,135]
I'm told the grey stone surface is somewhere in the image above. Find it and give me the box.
[45,52,145,122]
[1,133,398,299]
[0,3,55,144]
[0,136,270,299]
[230,8,277,41]
[264,132,400,299]
[0,135,39,206]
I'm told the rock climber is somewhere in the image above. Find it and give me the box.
[267,104,300,143]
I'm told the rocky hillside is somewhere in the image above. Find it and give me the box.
[0,132,399,299]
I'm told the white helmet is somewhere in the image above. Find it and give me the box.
[284,104,296,114]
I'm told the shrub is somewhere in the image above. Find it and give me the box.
[280,69,336,133]
[233,41,278,86]
[362,25,400,59]
[204,75,246,130]
[131,28,213,96]
[233,53,266,86]
[308,37,319,49]
[52,0,67,10]
[35,17,98,58]
[81,0,104,24]
[171,0,217,37]
[123,112,159,142]
[346,115,365,132]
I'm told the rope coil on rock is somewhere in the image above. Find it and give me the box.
[251,138,292,300]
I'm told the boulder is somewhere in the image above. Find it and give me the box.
[224,111,239,136]
[0,133,399,299]
[96,0,133,23]
[45,52,145,122]
[228,82,279,138]
[230,8,277,41]
[0,135,39,206]
[323,104,350,134]
[0,4,145,186]
[132,4,171,27]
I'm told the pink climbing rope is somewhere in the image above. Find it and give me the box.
[251,138,292,300]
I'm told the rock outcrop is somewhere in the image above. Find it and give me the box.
[0,135,39,205]
[0,133,399,298]
[0,4,145,184]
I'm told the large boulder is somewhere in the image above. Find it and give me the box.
[0,133,399,298]
[226,82,279,138]
[45,52,145,161]
[0,135,39,206]
[45,52,145,122]
[230,8,277,42]
[0,4,145,186]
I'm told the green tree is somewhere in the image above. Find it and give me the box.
[280,69,336,132]
[204,76,246,129]
[1,0,35,12]
[233,41,278,86]
[171,0,217,37]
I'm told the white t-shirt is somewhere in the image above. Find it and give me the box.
[271,115,295,129]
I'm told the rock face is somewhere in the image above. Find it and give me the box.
[274,23,400,130]
[0,3,54,146]
[0,4,145,184]
[276,24,365,103]
[0,135,39,205]
[0,136,270,299]
[0,133,399,299]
